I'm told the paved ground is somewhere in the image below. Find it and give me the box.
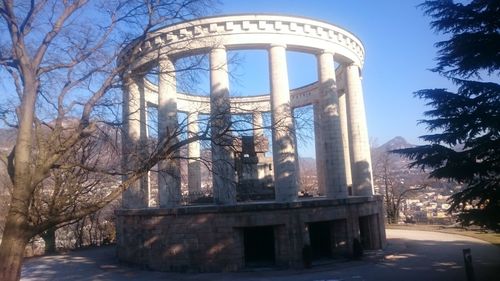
[21,229,500,281]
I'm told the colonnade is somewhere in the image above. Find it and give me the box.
[119,14,375,208]
[122,45,373,209]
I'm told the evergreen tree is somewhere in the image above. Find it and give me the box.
[394,0,500,231]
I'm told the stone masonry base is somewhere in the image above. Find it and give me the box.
[115,195,386,272]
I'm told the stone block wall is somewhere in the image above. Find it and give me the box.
[116,196,385,272]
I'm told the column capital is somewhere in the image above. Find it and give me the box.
[158,57,175,84]
[269,43,287,49]
[210,46,228,71]
[122,71,143,85]
[122,73,133,86]
[211,45,227,51]
[317,50,336,83]
[347,62,362,69]
[346,62,363,79]
[158,49,176,60]
[317,49,335,56]
[158,55,175,66]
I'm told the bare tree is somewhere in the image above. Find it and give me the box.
[32,123,120,253]
[0,167,10,235]
[0,1,215,280]
[373,151,427,224]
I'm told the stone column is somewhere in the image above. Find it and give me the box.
[313,103,326,195]
[210,46,236,205]
[253,112,266,180]
[188,112,201,195]
[338,90,353,192]
[316,51,347,198]
[158,58,181,207]
[338,83,353,190]
[293,113,301,193]
[122,75,149,208]
[268,44,298,202]
[253,112,264,139]
[139,82,150,205]
[346,204,361,256]
[346,63,373,196]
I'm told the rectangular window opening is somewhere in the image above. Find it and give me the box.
[243,226,276,267]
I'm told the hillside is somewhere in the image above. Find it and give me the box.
[0,128,16,151]
[371,136,416,171]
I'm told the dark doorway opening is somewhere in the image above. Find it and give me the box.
[308,221,332,260]
[243,226,275,267]
[359,215,373,250]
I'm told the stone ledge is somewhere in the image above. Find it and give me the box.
[116,195,382,216]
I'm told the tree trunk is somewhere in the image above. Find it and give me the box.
[387,201,397,224]
[41,226,57,254]
[0,74,38,280]
[75,219,85,248]
[0,212,31,281]
[394,200,402,224]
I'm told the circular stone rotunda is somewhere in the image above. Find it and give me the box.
[116,14,386,272]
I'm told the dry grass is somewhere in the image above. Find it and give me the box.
[386,224,500,247]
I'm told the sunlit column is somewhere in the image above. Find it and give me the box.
[338,87,353,190]
[210,46,236,205]
[313,103,326,195]
[253,111,267,180]
[253,111,264,139]
[139,79,150,206]
[158,57,181,207]
[293,112,301,193]
[268,44,298,202]
[338,67,353,190]
[346,63,373,196]
[122,74,150,208]
[317,51,347,198]
[187,112,201,195]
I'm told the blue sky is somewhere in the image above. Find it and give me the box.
[213,0,454,150]
[0,0,455,158]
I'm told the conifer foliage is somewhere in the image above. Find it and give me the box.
[394,0,500,231]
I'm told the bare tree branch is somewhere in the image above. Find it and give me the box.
[32,0,88,70]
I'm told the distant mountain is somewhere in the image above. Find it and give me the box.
[299,157,316,172]
[372,136,414,156]
[378,136,414,151]
[297,137,415,173]
[371,136,416,171]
